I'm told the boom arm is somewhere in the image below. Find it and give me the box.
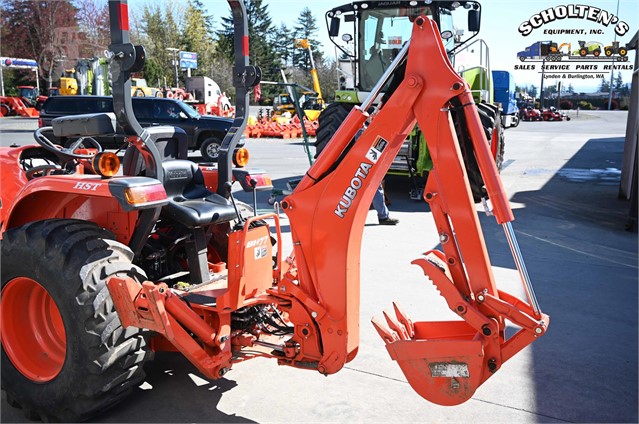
[103,3,547,407]
[279,16,548,404]
[295,39,323,103]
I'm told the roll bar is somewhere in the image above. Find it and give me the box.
[216,1,261,196]
[107,0,260,196]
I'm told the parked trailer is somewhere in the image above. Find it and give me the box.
[492,70,519,128]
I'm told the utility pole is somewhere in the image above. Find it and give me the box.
[166,47,179,88]
[607,0,620,110]
[539,58,546,109]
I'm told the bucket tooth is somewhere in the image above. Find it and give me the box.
[371,316,399,344]
[383,309,410,340]
[392,302,415,338]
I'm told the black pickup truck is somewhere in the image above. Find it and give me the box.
[39,96,242,161]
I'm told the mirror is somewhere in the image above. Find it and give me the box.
[441,30,454,40]
[342,33,353,43]
[329,17,340,37]
[468,9,480,32]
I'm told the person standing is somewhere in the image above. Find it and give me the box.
[372,182,398,225]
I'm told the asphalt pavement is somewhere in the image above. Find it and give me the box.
[0,110,637,423]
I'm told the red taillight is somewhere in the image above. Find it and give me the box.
[124,184,167,205]
[38,118,43,128]
[245,174,272,188]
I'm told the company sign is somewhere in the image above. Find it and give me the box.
[179,51,197,70]
[518,4,630,37]
[1,57,38,69]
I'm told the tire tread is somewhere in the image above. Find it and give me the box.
[1,219,151,422]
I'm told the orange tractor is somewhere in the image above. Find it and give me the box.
[0,0,548,421]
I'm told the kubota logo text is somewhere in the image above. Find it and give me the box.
[334,162,373,219]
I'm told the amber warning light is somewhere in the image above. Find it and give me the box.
[234,148,250,167]
[92,152,120,178]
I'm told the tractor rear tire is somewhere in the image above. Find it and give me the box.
[453,103,505,202]
[315,102,354,158]
[1,219,152,422]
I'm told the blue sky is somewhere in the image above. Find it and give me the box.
[200,0,638,92]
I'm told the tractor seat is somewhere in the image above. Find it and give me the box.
[162,160,237,228]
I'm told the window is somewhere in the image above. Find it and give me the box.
[132,100,153,119]
[153,101,182,119]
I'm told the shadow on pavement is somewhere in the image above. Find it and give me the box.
[96,352,255,423]
[480,136,638,422]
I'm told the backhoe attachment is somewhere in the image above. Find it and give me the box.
[366,16,549,405]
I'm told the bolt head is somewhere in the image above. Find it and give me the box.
[311,311,318,318]
[535,327,543,334]
[477,294,485,302]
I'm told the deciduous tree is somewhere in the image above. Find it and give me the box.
[0,0,78,89]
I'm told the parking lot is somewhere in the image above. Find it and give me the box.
[1,110,637,423]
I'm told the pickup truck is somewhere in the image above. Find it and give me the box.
[39,96,242,161]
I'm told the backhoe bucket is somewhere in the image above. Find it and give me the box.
[373,298,548,405]
[373,313,488,405]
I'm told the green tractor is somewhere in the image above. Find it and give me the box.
[575,40,603,57]
[317,1,504,200]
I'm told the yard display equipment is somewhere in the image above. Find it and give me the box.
[541,107,570,121]
[0,86,45,117]
[16,86,47,110]
[520,105,542,121]
[0,95,39,117]
[0,0,549,421]
[321,1,504,201]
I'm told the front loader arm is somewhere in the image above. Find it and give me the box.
[281,16,548,404]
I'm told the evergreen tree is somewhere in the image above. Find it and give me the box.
[292,7,323,72]
[613,72,624,90]
[140,3,183,87]
[273,23,295,68]
[599,77,610,92]
[181,0,216,77]
[216,0,280,98]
